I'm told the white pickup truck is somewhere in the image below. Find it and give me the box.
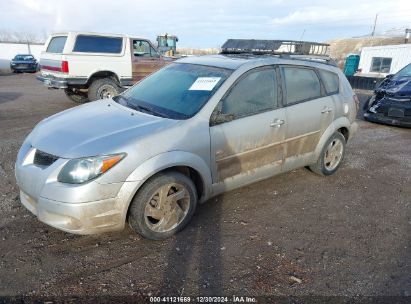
[37,31,172,102]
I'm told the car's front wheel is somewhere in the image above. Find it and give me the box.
[310,132,346,176]
[128,171,198,240]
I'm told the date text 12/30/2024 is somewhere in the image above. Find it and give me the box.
[149,296,257,303]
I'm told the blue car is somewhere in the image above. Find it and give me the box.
[364,63,411,128]
[10,54,38,73]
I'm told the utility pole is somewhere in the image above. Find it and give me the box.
[371,13,378,37]
[300,29,306,40]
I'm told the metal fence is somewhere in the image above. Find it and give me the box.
[346,76,384,91]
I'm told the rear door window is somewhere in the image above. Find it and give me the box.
[281,67,322,104]
[319,70,339,95]
[46,36,67,53]
[73,35,123,53]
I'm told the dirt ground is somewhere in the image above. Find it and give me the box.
[0,74,410,300]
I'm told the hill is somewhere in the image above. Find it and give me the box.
[327,36,405,61]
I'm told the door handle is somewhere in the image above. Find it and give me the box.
[270,119,285,127]
[321,107,333,113]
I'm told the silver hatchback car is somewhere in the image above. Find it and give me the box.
[15,43,358,240]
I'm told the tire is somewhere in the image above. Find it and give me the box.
[64,88,89,104]
[87,78,120,101]
[128,171,198,240]
[309,132,346,176]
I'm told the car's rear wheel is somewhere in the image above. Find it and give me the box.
[309,132,346,176]
[64,88,89,103]
[128,171,198,240]
[88,78,120,101]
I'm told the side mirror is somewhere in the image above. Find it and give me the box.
[210,110,235,126]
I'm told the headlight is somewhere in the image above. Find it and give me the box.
[58,153,126,184]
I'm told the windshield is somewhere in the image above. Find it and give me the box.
[121,63,232,119]
[394,63,411,78]
[14,55,34,61]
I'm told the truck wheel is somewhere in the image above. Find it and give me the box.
[88,78,120,101]
[128,171,198,240]
[64,88,89,103]
[309,132,346,176]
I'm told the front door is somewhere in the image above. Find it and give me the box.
[131,39,164,82]
[209,66,286,192]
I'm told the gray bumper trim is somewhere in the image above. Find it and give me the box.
[36,75,68,89]
[36,75,88,89]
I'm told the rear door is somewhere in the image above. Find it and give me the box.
[280,66,335,170]
[131,39,165,82]
[210,66,286,190]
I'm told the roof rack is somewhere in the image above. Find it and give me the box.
[278,54,338,67]
[221,39,330,57]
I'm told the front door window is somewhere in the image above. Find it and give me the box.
[133,40,160,58]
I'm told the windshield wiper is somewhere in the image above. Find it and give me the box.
[113,95,130,107]
[136,105,167,118]
[114,96,166,118]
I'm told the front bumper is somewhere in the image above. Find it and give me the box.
[20,190,124,234]
[11,65,37,72]
[363,94,411,128]
[364,112,411,128]
[15,144,140,234]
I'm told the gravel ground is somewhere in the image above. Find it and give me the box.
[0,74,410,300]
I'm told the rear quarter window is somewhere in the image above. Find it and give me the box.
[319,70,340,95]
[46,36,67,53]
[73,35,123,53]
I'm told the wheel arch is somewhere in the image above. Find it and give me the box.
[313,117,352,161]
[338,126,349,142]
[118,151,213,224]
[86,70,120,86]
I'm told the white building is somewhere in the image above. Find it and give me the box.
[356,43,411,78]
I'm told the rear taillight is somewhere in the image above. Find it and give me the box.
[353,94,360,111]
[61,61,69,73]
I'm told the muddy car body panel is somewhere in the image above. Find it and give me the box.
[16,54,358,235]
[364,63,411,127]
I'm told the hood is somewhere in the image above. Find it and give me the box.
[30,100,179,158]
[377,76,411,97]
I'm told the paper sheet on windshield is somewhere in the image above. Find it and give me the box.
[189,77,221,91]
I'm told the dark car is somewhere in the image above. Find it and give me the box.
[10,54,38,73]
[364,63,411,128]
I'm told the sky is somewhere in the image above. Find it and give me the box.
[0,0,410,48]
